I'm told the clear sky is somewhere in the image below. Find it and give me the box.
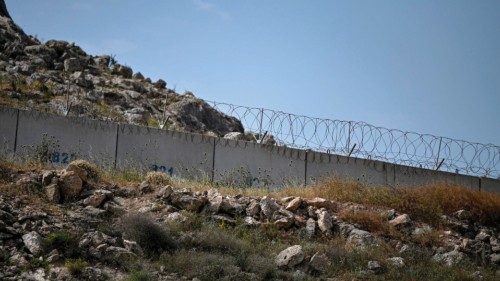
[6,0,500,145]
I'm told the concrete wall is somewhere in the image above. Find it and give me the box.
[305,151,393,186]
[115,124,214,180]
[15,110,117,166]
[0,106,498,192]
[0,107,18,157]
[213,139,306,188]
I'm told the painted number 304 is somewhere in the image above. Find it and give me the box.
[151,164,174,176]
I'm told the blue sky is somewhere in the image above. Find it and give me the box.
[7,0,500,144]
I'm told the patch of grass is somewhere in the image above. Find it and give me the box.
[120,213,177,258]
[273,178,500,227]
[64,258,88,275]
[42,230,81,258]
[145,171,172,186]
[68,159,100,181]
[23,258,49,272]
[125,270,151,281]
[338,209,390,234]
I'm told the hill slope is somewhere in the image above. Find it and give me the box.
[0,1,242,136]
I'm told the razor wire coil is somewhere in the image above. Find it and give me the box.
[205,100,500,179]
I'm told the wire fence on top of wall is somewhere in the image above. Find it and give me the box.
[205,100,500,179]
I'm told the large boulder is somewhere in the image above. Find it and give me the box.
[168,98,243,136]
[275,245,304,268]
[111,64,133,78]
[59,170,83,199]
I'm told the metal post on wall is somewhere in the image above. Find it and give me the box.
[258,108,264,143]
[13,109,20,154]
[435,137,443,170]
[346,121,352,155]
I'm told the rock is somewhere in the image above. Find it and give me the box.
[41,170,56,186]
[274,217,294,229]
[156,186,173,199]
[132,72,144,80]
[64,58,80,72]
[211,214,236,225]
[243,216,261,227]
[309,252,329,272]
[94,55,110,68]
[219,197,245,215]
[490,253,500,264]
[389,214,411,227]
[22,231,42,255]
[346,228,376,250]
[83,189,112,207]
[260,196,280,219]
[412,224,432,236]
[59,170,83,199]
[154,79,167,89]
[475,230,491,242]
[83,206,106,217]
[386,257,405,268]
[45,183,61,203]
[433,250,465,267]
[305,218,316,238]
[383,209,397,220]
[305,198,335,210]
[285,197,302,212]
[367,260,383,274]
[453,209,472,221]
[167,98,243,136]
[246,200,260,217]
[111,64,133,78]
[170,192,207,212]
[223,132,244,141]
[317,209,333,235]
[275,245,304,268]
[165,212,187,223]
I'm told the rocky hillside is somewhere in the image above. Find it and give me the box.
[0,159,499,280]
[0,1,243,137]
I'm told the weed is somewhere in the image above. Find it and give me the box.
[120,214,177,258]
[68,159,100,181]
[125,270,151,281]
[145,171,172,186]
[64,258,88,275]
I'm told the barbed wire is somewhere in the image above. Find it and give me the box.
[205,100,500,179]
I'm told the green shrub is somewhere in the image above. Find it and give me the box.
[43,231,80,258]
[64,258,88,275]
[23,258,49,272]
[120,214,177,258]
[145,171,172,186]
[126,270,151,281]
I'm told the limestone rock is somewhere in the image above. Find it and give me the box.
[22,231,42,255]
[59,170,83,199]
[275,245,304,268]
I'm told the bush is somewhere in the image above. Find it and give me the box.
[68,159,100,181]
[64,258,88,275]
[42,231,80,258]
[145,171,172,186]
[125,270,151,281]
[120,214,177,258]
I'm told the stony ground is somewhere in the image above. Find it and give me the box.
[0,159,499,281]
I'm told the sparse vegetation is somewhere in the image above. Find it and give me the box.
[145,171,172,186]
[120,214,177,258]
[64,258,88,275]
[69,159,100,181]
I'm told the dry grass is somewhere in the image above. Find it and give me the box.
[271,178,500,227]
[337,209,395,235]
